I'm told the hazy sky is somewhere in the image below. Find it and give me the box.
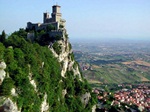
[0,0,150,39]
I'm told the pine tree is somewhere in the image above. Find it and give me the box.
[0,30,6,43]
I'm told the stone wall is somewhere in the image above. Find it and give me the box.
[49,29,64,38]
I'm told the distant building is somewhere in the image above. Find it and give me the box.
[27,5,66,31]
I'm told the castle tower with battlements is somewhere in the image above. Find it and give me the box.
[43,12,50,23]
[51,5,62,22]
[27,5,66,31]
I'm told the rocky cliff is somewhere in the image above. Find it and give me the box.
[0,29,96,112]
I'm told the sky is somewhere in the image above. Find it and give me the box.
[0,0,150,40]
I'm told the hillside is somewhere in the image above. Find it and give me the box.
[0,28,96,112]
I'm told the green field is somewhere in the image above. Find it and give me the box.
[73,42,150,86]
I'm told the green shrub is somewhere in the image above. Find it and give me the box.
[0,78,14,96]
[0,43,5,60]
[52,41,62,55]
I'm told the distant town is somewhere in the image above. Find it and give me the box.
[94,83,150,111]
[114,84,150,111]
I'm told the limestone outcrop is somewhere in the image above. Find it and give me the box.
[0,61,6,85]
[49,30,82,80]
[2,98,20,112]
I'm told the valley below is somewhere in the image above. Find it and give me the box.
[71,39,150,85]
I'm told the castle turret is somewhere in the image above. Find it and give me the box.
[43,12,50,23]
[51,5,62,22]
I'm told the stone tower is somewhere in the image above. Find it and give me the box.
[43,12,50,23]
[51,5,62,22]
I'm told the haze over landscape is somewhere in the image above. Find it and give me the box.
[0,0,150,40]
[0,1,150,111]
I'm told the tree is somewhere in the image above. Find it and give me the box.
[0,30,6,43]
[0,43,5,60]
[46,24,55,32]
[0,78,14,96]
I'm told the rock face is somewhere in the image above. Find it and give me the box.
[2,98,20,112]
[49,30,95,110]
[49,29,82,80]
[0,61,6,85]
[0,62,20,112]
[11,88,17,96]
[41,94,49,112]
[80,92,91,106]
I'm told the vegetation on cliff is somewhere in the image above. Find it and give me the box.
[0,29,96,112]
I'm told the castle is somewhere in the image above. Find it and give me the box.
[27,5,66,31]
